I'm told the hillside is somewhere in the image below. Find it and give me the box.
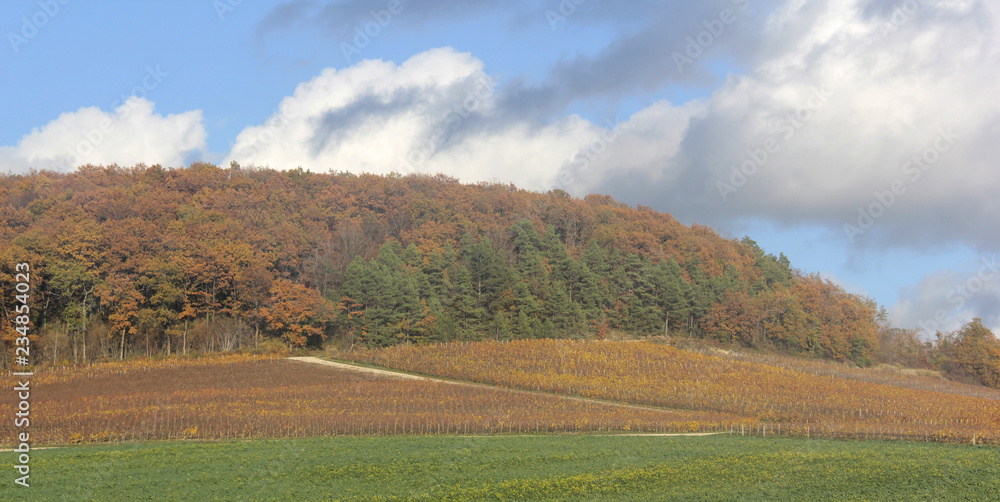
[335,339,1000,445]
[7,340,997,447]
[2,353,734,446]
[1,163,879,366]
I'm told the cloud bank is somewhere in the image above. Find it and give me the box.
[0,98,206,172]
[890,254,1000,335]
[225,47,600,190]
[570,0,999,252]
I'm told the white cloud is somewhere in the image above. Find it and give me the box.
[890,254,1000,336]
[583,0,1000,250]
[225,47,600,191]
[555,99,705,195]
[0,97,206,172]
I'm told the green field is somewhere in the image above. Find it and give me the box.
[4,434,999,501]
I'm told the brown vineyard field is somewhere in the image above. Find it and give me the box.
[0,353,742,446]
[334,339,1000,445]
[716,349,1000,401]
[6,340,999,447]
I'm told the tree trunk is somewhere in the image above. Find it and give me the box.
[183,319,188,356]
[209,310,215,352]
[81,289,89,364]
[120,328,126,360]
[56,323,64,365]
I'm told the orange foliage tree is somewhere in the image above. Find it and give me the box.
[259,279,335,347]
[0,164,888,364]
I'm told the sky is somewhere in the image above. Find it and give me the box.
[1,0,998,336]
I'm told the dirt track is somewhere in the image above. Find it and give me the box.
[288,357,434,381]
[288,356,729,434]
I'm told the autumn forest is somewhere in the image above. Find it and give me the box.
[0,163,996,387]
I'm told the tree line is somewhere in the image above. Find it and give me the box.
[1,163,990,380]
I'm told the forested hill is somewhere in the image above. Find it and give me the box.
[0,163,878,365]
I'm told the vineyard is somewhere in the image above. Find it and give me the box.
[6,340,1000,448]
[718,349,1000,401]
[0,353,742,446]
[334,339,1000,445]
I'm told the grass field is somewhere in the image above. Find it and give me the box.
[5,342,1000,499]
[4,434,999,501]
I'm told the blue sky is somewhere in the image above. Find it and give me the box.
[2,0,998,335]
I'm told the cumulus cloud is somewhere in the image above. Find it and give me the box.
[226,47,600,190]
[578,0,1000,253]
[520,0,780,104]
[555,99,706,193]
[890,254,1000,336]
[257,1,782,105]
[0,98,206,173]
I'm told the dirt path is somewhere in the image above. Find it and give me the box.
[289,357,433,381]
[288,356,722,422]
